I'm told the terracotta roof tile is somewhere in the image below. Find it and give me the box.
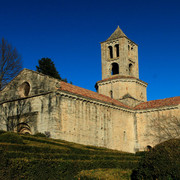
[135,96,180,110]
[59,81,130,109]
[59,82,180,110]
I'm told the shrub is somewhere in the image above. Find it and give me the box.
[75,168,132,180]
[5,159,138,179]
[0,143,69,153]
[0,148,7,167]
[131,139,180,180]
[33,132,47,138]
[0,148,10,179]
[0,130,6,135]
[0,132,24,144]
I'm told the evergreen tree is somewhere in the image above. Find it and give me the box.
[36,58,61,80]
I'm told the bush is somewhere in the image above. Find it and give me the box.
[0,143,69,153]
[0,130,6,135]
[33,132,47,138]
[0,132,24,144]
[75,168,132,180]
[131,139,180,180]
[0,148,10,179]
[5,159,138,179]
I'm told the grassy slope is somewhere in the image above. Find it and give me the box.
[0,132,141,179]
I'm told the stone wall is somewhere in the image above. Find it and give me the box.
[49,91,136,153]
[97,78,147,103]
[0,69,59,103]
[0,69,179,154]
[0,92,58,135]
[0,69,60,135]
[136,106,180,151]
[101,37,139,80]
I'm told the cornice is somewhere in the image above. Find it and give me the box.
[97,77,148,87]
[0,91,53,105]
[58,90,133,113]
[135,105,179,114]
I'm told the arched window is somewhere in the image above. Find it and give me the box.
[110,90,113,98]
[123,131,126,141]
[108,46,113,58]
[115,44,119,57]
[146,145,152,151]
[128,45,130,51]
[19,82,30,97]
[129,63,133,75]
[111,63,119,75]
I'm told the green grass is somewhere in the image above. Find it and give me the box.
[0,132,142,179]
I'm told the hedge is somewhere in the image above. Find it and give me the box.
[0,143,70,153]
[0,130,6,135]
[2,159,139,179]
[132,139,180,180]
[0,132,24,144]
[5,151,140,161]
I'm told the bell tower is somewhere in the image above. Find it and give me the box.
[95,26,148,107]
[101,26,139,79]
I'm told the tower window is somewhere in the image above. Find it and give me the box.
[128,45,130,51]
[110,90,113,98]
[108,46,113,58]
[115,44,119,57]
[111,63,119,75]
[129,63,133,75]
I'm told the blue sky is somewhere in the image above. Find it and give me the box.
[1,0,180,101]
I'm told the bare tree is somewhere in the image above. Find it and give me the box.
[0,99,35,133]
[146,115,180,143]
[0,38,22,90]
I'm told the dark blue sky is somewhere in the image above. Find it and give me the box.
[1,0,180,101]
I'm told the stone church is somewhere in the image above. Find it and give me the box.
[0,26,180,153]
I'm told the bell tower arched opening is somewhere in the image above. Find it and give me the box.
[115,44,119,57]
[111,63,119,75]
[108,46,113,59]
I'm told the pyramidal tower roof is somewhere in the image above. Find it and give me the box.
[106,26,127,41]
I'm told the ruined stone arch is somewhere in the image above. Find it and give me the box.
[17,122,31,134]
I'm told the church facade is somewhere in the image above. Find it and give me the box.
[0,27,180,153]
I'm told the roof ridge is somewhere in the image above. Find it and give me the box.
[106,26,127,41]
[142,96,180,103]
[0,68,61,92]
